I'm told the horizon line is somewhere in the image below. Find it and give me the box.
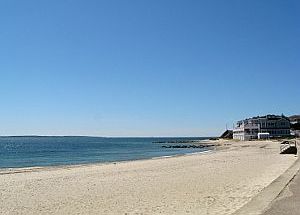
[0,135,216,138]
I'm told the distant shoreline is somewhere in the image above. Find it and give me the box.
[0,135,215,138]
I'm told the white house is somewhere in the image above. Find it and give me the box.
[233,115,290,141]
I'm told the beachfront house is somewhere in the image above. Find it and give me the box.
[290,115,300,137]
[289,115,300,124]
[233,115,291,141]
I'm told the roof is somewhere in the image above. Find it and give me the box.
[245,114,290,121]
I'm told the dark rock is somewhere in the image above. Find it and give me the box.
[161,144,215,149]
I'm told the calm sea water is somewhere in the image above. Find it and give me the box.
[0,136,211,169]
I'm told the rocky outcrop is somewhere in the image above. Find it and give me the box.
[220,130,233,139]
[161,144,215,149]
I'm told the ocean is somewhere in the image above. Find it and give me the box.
[0,136,211,169]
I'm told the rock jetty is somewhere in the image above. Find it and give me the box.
[161,144,215,149]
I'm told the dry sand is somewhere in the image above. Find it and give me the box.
[0,140,297,215]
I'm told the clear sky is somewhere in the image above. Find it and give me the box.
[0,0,299,137]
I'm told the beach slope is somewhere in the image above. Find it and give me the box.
[0,140,296,214]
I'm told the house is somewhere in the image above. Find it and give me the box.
[233,115,291,141]
[289,115,300,124]
[290,115,300,137]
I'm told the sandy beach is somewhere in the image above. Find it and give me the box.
[0,140,297,215]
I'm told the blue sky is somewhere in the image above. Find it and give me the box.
[0,0,299,136]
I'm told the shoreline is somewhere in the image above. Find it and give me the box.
[0,140,296,214]
[0,138,218,173]
[0,137,214,171]
[0,148,216,175]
